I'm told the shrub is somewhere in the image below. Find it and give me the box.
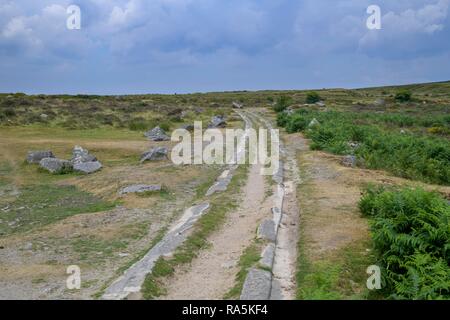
[2,108,16,117]
[306,91,321,104]
[159,122,171,132]
[128,118,149,131]
[395,90,412,102]
[359,186,450,299]
[273,96,292,113]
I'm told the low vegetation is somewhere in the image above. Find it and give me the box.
[0,184,116,235]
[277,109,450,185]
[359,186,450,299]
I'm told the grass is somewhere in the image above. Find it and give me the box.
[294,157,378,300]
[141,164,249,299]
[0,184,117,236]
[296,239,378,300]
[223,242,262,299]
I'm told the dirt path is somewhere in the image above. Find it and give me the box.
[162,163,270,300]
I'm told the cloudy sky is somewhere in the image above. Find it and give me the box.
[1,0,449,94]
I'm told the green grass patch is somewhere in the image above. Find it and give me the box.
[0,184,117,235]
[223,242,262,299]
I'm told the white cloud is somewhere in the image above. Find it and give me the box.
[360,0,450,49]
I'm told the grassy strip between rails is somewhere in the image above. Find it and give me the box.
[141,164,249,299]
[359,186,450,300]
[223,240,266,299]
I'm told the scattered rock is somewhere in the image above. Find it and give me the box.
[140,147,169,163]
[27,151,55,164]
[284,107,294,115]
[308,118,320,128]
[23,242,33,250]
[316,101,326,107]
[39,158,73,174]
[232,101,243,109]
[73,161,102,174]
[342,155,357,168]
[119,184,162,195]
[208,115,227,128]
[257,219,277,242]
[374,98,386,106]
[71,146,97,164]
[118,253,130,258]
[144,126,170,141]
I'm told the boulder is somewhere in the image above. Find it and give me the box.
[119,184,162,195]
[144,126,170,141]
[39,158,73,174]
[71,145,97,165]
[73,161,102,174]
[208,115,227,128]
[27,151,55,164]
[342,155,357,168]
[374,98,386,106]
[140,147,169,163]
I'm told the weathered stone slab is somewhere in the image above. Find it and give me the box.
[27,151,54,164]
[73,161,102,174]
[39,158,73,174]
[257,219,277,243]
[260,243,275,269]
[270,279,284,300]
[119,184,162,195]
[102,203,210,300]
[240,268,272,300]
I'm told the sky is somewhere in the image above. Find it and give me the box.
[0,0,449,94]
